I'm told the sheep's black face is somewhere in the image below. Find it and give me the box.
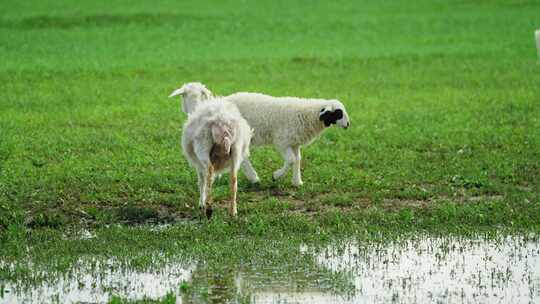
[319,108,344,127]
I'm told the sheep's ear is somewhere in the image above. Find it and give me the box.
[169,87,185,98]
[201,87,213,100]
[319,108,343,127]
[319,108,333,127]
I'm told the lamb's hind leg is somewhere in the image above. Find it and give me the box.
[291,146,303,186]
[205,164,214,219]
[198,163,214,219]
[273,146,295,181]
[229,166,238,217]
[241,158,260,183]
[197,170,206,210]
[229,152,242,217]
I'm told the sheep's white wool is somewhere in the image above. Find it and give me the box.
[171,83,350,186]
[224,92,349,147]
[181,98,252,217]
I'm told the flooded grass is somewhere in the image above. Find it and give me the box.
[1,232,539,303]
[1,258,194,303]
[311,234,540,303]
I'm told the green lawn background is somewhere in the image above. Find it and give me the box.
[0,0,539,228]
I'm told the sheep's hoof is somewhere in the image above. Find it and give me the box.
[249,177,261,184]
[292,180,304,187]
[205,207,213,219]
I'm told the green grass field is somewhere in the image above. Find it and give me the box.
[1,0,540,302]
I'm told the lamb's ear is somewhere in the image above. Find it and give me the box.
[201,87,213,100]
[319,107,333,127]
[319,108,343,127]
[169,87,185,98]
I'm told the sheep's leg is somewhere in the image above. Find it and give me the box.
[229,166,238,217]
[204,164,214,219]
[291,146,303,187]
[273,147,294,181]
[241,158,260,183]
[229,152,243,217]
[197,169,206,209]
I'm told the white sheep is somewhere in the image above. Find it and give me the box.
[180,97,252,218]
[170,83,350,187]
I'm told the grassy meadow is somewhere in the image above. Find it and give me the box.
[1,0,540,302]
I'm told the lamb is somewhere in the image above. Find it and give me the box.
[180,97,252,218]
[169,82,350,187]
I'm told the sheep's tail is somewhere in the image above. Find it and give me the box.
[211,122,233,154]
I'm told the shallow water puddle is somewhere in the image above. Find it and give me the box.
[306,235,540,303]
[1,234,539,303]
[1,259,194,303]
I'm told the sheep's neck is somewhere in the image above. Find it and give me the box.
[297,110,327,145]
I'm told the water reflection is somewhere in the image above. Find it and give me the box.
[1,234,539,303]
[309,235,540,303]
[1,259,193,303]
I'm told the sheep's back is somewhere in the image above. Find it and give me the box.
[225,93,327,147]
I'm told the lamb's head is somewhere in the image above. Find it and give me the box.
[319,100,350,129]
[169,82,213,114]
